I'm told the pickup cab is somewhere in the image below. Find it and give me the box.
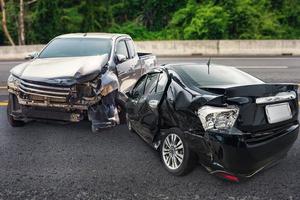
[7,33,157,129]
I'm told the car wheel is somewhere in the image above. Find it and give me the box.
[7,95,25,127]
[160,128,195,176]
[116,98,126,124]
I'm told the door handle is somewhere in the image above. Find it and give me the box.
[148,100,159,109]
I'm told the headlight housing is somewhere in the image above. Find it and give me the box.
[7,74,21,88]
[198,106,239,131]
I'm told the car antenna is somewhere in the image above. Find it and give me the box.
[207,57,211,74]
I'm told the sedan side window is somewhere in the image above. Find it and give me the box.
[132,75,147,98]
[116,40,129,59]
[144,73,160,96]
[156,72,168,93]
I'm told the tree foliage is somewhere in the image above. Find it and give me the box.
[0,0,299,45]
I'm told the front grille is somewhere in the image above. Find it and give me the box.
[19,79,71,103]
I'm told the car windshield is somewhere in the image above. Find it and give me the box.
[39,38,112,58]
[171,64,263,87]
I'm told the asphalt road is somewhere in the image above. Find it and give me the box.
[0,57,299,199]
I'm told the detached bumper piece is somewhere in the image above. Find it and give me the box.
[88,90,119,132]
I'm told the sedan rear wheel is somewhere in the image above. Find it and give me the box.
[160,128,195,176]
[162,134,184,170]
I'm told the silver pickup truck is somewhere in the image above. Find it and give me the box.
[7,33,157,130]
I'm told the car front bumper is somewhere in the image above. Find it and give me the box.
[8,91,86,122]
[185,122,299,178]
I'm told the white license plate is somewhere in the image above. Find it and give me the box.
[265,102,292,124]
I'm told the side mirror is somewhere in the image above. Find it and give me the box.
[25,51,38,60]
[116,54,126,64]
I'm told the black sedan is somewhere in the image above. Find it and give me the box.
[125,63,299,182]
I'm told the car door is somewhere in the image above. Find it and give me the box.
[115,39,137,93]
[126,75,147,129]
[125,39,141,79]
[135,71,169,143]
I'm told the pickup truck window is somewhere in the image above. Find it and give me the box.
[116,40,129,59]
[144,73,160,95]
[39,38,112,58]
[126,39,136,58]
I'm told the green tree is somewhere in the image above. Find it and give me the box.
[1,0,300,45]
[79,0,112,32]
[170,1,229,39]
[32,0,62,43]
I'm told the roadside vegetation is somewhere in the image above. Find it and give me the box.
[0,0,299,45]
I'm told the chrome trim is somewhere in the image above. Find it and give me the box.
[19,84,69,96]
[18,98,88,110]
[256,91,297,104]
[9,88,100,110]
[18,87,67,99]
[20,80,70,91]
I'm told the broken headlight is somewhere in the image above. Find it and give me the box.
[198,106,239,131]
[76,76,102,98]
[7,74,21,88]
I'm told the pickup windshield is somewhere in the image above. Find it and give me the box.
[171,64,263,87]
[39,38,112,58]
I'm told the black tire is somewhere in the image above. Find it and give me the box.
[7,95,25,127]
[115,98,126,124]
[160,128,195,176]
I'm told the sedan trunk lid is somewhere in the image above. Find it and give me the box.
[199,83,298,133]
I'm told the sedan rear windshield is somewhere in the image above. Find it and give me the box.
[171,64,263,87]
[39,38,112,58]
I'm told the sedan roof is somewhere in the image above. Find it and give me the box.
[162,63,263,87]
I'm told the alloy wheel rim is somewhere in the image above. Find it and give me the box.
[162,133,184,170]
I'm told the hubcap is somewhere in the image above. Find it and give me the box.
[162,134,184,170]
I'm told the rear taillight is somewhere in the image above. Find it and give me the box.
[198,106,239,131]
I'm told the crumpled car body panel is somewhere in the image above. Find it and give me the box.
[10,54,109,85]
[8,54,122,128]
[126,65,299,179]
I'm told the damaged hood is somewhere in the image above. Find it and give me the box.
[10,54,109,84]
